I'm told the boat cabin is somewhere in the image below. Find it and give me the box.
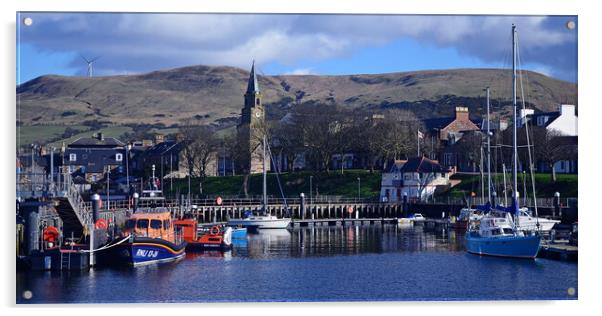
[124,210,176,242]
[477,214,516,238]
[173,219,199,241]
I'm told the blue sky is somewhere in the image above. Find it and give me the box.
[16,13,577,84]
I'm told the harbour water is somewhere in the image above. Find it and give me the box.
[17,224,577,303]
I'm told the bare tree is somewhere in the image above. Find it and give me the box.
[179,120,218,178]
[456,131,484,173]
[270,119,303,172]
[290,103,348,173]
[532,127,566,182]
[371,109,423,169]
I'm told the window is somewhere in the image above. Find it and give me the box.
[125,219,136,229]
[136,219,149,229]
[163,220,171,230]
[150,220,162,229]
[537,116,549,126]
[69,153,77,161]
[116,153,123,162]
[503,228,514,235]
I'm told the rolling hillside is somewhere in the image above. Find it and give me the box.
[16,65,577,144]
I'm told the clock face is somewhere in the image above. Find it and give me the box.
[255,111,261,118]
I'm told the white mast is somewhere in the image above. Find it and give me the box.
[263,134,268,215]
[512,24,520,228]
[486,87,492,204]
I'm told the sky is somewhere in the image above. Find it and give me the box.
[16,13,578,84]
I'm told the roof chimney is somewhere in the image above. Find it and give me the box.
[455,106,469,121]
[154,133,164,144]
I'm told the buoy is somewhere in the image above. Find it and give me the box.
[210,225,221,235]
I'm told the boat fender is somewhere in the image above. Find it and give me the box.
[43,226,59,243]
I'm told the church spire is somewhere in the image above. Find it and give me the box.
[246,60,260,94]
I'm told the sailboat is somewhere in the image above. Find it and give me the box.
[227,135,291,229]
[465,24,541,259]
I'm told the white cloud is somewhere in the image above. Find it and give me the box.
[20,13,577,80]
[283,68,318,75]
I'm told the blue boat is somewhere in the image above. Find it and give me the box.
[464,24,541,260]
[231,227,247,239]
[465,208,541,259]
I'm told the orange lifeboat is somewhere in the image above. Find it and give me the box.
[173,219,232,251]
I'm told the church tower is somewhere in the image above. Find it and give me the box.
[237,61,268,174]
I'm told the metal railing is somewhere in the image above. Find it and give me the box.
[17,171,92,226]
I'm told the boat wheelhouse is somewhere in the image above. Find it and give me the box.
[111,209,186,266]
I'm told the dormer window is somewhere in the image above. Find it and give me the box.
[537,116,549,126]
[69,153,77,161]
[116,153,123,162]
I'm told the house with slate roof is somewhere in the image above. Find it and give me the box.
[61,132,126,184]
[520,104,578,136]
[380,156,455,202]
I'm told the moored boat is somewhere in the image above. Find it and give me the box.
[465,209,540,259]
[174,219,233,251]
[104,209,186,266]
[464,24,541,259]
[226,135,291,230]
[231,226,248,239]
[517,208,560,232]
[227,215,291,229]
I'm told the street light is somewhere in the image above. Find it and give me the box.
[125,144,131,195]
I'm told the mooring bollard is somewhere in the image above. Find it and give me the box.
[300,193,306,220]
[91,193,100,224]
[133,192,139,213]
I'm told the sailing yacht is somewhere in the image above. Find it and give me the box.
[465,24,541,259]
[516,208,560,232]
[227,136,291,229]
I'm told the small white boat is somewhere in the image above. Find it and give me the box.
[410,213,426,222]
[226,135,291,230]
[517,208,560,232]
[227,215,291,229]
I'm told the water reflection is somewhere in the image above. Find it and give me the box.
[229,224,466,259]
[17,223,578,303]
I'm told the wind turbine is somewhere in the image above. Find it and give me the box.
[81,55,100,77]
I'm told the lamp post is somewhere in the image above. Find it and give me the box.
[125,144,131,194]
[106,165,111,211]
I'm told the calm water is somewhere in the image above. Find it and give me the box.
[17,224,577,303]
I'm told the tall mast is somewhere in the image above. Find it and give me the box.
[262,134,268,214]
[512,24,519,225]
[486,87,492,203]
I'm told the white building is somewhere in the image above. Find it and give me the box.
[521,104,578,136]
[380,157,455,202]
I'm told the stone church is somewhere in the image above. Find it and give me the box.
[237,61,269,174]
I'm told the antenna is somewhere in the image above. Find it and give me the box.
[81,55,101,77]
